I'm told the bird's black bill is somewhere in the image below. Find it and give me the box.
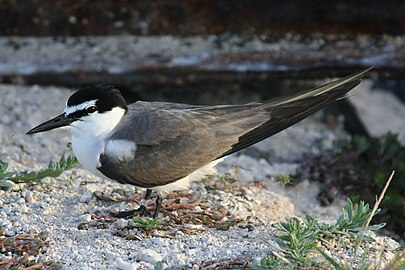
[26,113,75,134]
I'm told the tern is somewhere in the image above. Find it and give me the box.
[27,68,371,217]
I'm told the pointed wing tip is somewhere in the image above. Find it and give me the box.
[356,66,374,79]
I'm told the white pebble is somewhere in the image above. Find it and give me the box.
[79,191,93,203]
[115,258,139,270]
[2,206,11,215]
[1,219,12,229]
[151,237,165,246]
[188,248,200,256]
[24,191,35,203]
[138,248,162,264]
[79,247,92,256]
[112,219,128,229]
[78,214,92,222]
[20,205,30,213]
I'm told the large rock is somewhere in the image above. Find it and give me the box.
[349,80,405,145]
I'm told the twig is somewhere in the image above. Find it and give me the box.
[353,170,395,260]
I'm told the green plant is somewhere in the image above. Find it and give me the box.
[272,216,325,267]
[154,261,164,270]
[259,198,386,268]
[130,217,166,230]
[252,256,286,270]
[335,199,385,232]
[314,171,396,270]
[296,132,405,238]
[0,153,78,187]
[275,174,293,187]
[0,160,14,179]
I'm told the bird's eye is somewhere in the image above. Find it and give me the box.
[86,105,97,114]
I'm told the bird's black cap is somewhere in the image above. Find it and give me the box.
[68,85,128,113]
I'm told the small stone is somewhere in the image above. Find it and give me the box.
[116,258,140,270]
[97,223,109,229]
[112,219,128,229]
[2,206,11,215]
[79,191,93,203]
[10,183,24,191]
[20,205,30,213]
[188,248,200,256]
[15,197,25,204]
[137,248,162,264]
[77,222,89,230]
[176,253,187,263]
[151,237,165,246]
[79,247,92,256]
[24,191,35,203]
[42,206,51,216]
[78,214,92,222]
[185,224,203,230]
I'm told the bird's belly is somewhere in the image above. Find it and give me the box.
[71,136,104,175]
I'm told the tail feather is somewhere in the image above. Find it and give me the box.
[219,68,372,158]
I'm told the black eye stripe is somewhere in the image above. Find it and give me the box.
[67,110,89,119]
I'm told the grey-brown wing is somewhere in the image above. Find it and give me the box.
[98,68,370,187]
[99,105,270,187]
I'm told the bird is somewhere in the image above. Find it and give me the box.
[27,68,372,218]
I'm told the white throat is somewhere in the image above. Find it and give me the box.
[68,107,127,174]
[69,107,126,139]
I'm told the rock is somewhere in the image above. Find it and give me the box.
[78,214,92,222]
[250,116,345,160]
[237,186,294,222]
[2,205,11,215]
[79,191,93,203]
[24,191,35,203]
[219,154,297,183]
[137,248,162,264]
[115,258,140,270]
[78,247,92,256]
[151,237,165,246]
[349,80,405,145]
[112,219,128,229]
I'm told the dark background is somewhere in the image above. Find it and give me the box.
[1,0,404,36]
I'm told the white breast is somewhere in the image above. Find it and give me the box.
[72,136,105,175]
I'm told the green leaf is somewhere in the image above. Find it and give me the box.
[154,261,164,270]
[0,180,15,188]
[0,147,79,185]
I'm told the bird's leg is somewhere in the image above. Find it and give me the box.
[138,189,152,216]
[153,193,163,219]
[111,189,152,218]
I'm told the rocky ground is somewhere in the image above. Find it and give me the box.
[0,84,402,269]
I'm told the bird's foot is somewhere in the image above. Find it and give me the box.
[110,205,152,218]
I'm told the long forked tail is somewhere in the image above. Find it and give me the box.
[220,67,373,157]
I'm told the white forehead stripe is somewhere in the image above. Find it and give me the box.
[64,100,98,115]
